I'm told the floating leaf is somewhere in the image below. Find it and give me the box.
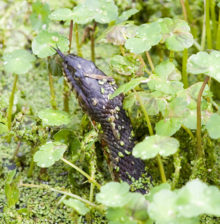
[125,22,162,54]
[133,135,179,160]
[3,49,35,75]
[63,199,89,215]
[159,18,193,51]
[49,8,73,21]
[34,141,67,167]
[38,109,71,126]
[206,113,220,139]
[30,1,50,31]
[72,0,118,24]
[96,182,130,207]
[32,30,69,58]
[110,54,141,76]
[110,77,146,99]
[187,51,220,83]
[117,8,139,23]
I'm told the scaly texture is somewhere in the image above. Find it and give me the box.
[55,49,146,193]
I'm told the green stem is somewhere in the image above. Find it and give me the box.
[89,153,96,202]
[63,79,69,112]
[137,55,151,76]
[61,158,101,189]
[197,76,209,158]
[20,183,99,208]
[48,63,57,110]
[68,20,73,54]
[134,91,167,183]
[171,152,181,189]
[210,0,217,46]
[201,9,206,50]
[145,51,154,72]
[216,9,220,50]
[7,74,18,130]
[27,145,38,177]
[205,0,212,49]
[75,23,82,57]
[180,0,187,21]
[181,124,195,140]
[169,51,174,62]
[182,48,188,88]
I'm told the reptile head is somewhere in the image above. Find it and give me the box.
[54,48,117,116]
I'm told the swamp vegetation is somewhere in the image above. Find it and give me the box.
[0,0,220,223]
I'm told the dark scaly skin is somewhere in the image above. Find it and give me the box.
[55,49,146,193]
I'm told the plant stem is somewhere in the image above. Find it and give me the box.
[145,51,154,72]
[68,20,73,54]
[137,55,151,76]
[171,152,181,189]
[181,125,195,140]
[169,51,174,62]
[119,45,125,56]
[7,74,18,130]
[197,76,209,158]
[182,48,188,88]
[19,183,99,208]
[205,0,212,49]
[27,145,38,177]
[61,157,101,189]
[210,0,217,46]
[201,8,206,50]
[180,0,188,21]
[134,91,166,183]
[217,9,220,50]
[75,23,82,57]
[48,64,57,110]
[90,22,96,62]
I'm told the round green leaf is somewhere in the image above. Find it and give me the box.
[34,141,67,167]
[133,135,179,160]
[117,8,139,23]
[72,0,118,24]
[38,109,71,126]
[110,77,146,99]
[63,199,89,215]
[3,49,35,75]
[125,22,162,54]
[154,60,181,81]
[159,18,193,51]
[96,182,130,207]
[206,113,220,139]
[49,8,74,21]
[187,51,220,83]
[32,30,69,58]
[155,118,182,136]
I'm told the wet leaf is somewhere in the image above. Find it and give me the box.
[159,18,193,51]
[206,113,220,139]
[187,51,220,83]
[72,0,118,24]
[3,49,35,75]
[110,77,146,99]
[0,123,9,134]
[96,182,130,207]
[63,199,89,215]
[32,30,69,58]
[49,8,73,21]
[30,1,50,31]
[125,22,162,53]
[34,141,67,167]
[133,135,179,160]
[38,109,71,126]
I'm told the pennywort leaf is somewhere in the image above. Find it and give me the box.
[49,8,74,21]
[3,49,35,75]
[38,109,71,126]
[206,113,220,139]
[63,199,90,215]
[34,141,67,167]
[133,135,179,160]
[32,30,69,58]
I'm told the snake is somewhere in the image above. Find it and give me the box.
[55,49,147,193]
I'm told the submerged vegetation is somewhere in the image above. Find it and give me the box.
[0,0,220,223]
